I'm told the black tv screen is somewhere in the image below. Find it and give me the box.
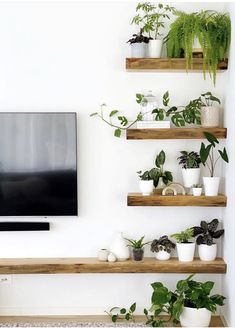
[0,113,77,216]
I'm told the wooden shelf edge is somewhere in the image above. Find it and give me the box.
[127,193,227,207]
[126,127,227,140]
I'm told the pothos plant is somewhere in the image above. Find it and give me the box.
[137,150,173,188]
[105,302,136,323]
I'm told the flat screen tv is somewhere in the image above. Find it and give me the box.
[0,112,77,216]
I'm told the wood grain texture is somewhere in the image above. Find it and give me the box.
[126,57,228,71]
[127,193,227,207]
[0,257,226,274]
[126,128,227,140]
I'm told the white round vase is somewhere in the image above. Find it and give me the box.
[201,106,220,127]
[97,249,109,262]
[139,180,153,196]
[148,39,162,58]
[203,177,220,196]
[131,43,147,58]
[155,250,171,261]
[198,244,217,261]
[180,306,212,327]
[176,243,195,262]
[110,232,129,261]
[192,187,202,196]
[182,168,200,188]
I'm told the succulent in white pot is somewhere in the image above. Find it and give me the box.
[178,151,201,188]
[137,170,154,196]
[192,184,203,196]
[199,92,221,127]
[171,228,195,262]
[150,235,175,261]
[192,219,224,261]
[200,132,229,196]
[127,29,150,58]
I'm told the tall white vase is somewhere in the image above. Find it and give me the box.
[110,232,129,261]
[148,39,162,58]
[131,43,147,58]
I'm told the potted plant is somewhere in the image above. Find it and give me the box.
[171,228,195,262]
[137,170,154,196]
[200,132,229,196]
[199,92,221,127]
[192,219,224,261]
[127,28,150,58]
[151,235,175,260]
[132,3,175,58]
[192,183,203,196]
[125,236,149,261]
[177,151,201,188]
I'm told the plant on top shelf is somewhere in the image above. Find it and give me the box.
[151,235,175,261]
[192,219,224,261]
[198,92,221,127]
[177,151,201,188]
[171,228,195,262]
[132,3,175,58]
[165,10,231,84]
[200,132,228,196]
[127,28,151,58]
[125,236,149,261]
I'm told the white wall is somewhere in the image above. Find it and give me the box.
[0,1,228,315]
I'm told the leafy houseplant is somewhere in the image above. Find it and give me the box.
[137,170,154,196]
[105,302,136,323]
[151,235,175,261]
[125,236,149,261]
[177,151,201,188]
[132,3,175,58]
[192,219,224,261]
[200,132,228,196]
[166,10,231,84]
[171,228,195,262]
[127,29,150,58]
[199,92,221,127]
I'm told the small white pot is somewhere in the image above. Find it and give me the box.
[130,43,147,58]
[182,168,200,188]
[155,250,171,261]
[148,39,162,58]
[176,242,195,262]
[192,187,202,196]
[180,306,211,327]
[198,244,217,261]
[97,249,109,262]
[203,177,220,196]
[201,106,220,127]
[139,180,153,196]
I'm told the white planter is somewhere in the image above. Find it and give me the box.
[182,168,200,188]
[198,244,217,261]
[110,232,129,261]
[130,43,147,58]
[203,177,220,196]
[148,39,162,58]
[97,249,109,262]
[193,38,202,53]
[176,242,195,262]
[192,187,202,196]
[155,250,171,261]
[201,106,220,127]
[180,306,211,327]
[139,180,153,196]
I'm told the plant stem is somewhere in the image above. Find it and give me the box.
[98,114,138,130]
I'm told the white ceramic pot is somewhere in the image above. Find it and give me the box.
[203,177,220,196]
[201,106,220,127]
[192,187,202,196]
[148,39,162,58]
[198,244,217,261]
[97,249,109,262]
[176,242,195,262]
[155,250,171,261]
[131,43,147,58]
[193,37,202,53]
[139,180,153,196]
[110,232,129,261]
[180,306,212,327]
[182,168,200,188]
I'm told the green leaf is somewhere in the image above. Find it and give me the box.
[111,315,117,322]
[203,132,219,146]
[156,150,165,167]
[125,313,130,321]
[151,287,169,305]
[200,143,212,165]
[163,91,170,106]
[203,281,214,295]
[144,308,148,316]
[109,110,118,117]
[90,112,98,117]
[114,128,121,138]
[120,308,126,314]
[130,302,136,313]
[218,148,229,163]
[136,93,145,104]
[151,282,164,290]
[166,106,177,116]
[176,280,189,292]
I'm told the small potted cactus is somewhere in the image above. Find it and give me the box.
[125,236,149,261]
[150,235,175,261]
[192,183,203,196]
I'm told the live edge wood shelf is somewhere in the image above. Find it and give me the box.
[127,193,227,207]
[126,127,227,140]
[126,58,228,71]
[0,257,226,274]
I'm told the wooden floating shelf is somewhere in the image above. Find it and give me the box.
[126,57,228,71]
[126,127,227,140]
[0,257,226,274]
[127,193,227,207]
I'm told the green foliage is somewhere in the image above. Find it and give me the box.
[171,228,194,243]
[166,10,231,84]
[200,132,229,177]
[192,219,224,246]
[200,92,221,107]
[125,236,149,249]
[151,235,176,253]
[127,28,150,44]
[132,3,175,39]
[105,303,136,323]
[177,151,201,169]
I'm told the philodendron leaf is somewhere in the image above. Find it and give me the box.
[163,91,170,106]
[200,143,212,164]
[203,132,219,146]
[114,128,121,138]
[218,148,229,163]
[109,110,118,117]
[156,150,165,166]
